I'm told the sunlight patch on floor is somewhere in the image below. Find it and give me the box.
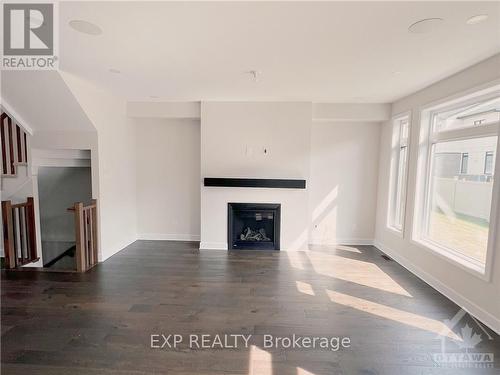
[307,252,412,297]
[326,289,461,340]
[296,281,315,296]
[297,367,316,375]
[248,345,272,375]
[287,252,305,270]
[335,245,362,253]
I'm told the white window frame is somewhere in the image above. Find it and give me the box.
[387,112,411,236]
[484,151,494,175]
[460,153,468,174]
[412,83,500,280]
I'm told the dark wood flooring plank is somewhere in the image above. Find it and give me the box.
[2,241,499,374]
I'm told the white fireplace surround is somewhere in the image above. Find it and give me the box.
[199,102,310,250]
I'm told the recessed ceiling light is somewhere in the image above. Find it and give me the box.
[408,18,444,34]
[109,68,121,74]
[466,14,488,25]
[149,95,159,99]
[69,20,102,36]
[393,71,402,75]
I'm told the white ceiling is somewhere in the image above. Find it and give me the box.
[1,70,95,132]
[59,1,500,103]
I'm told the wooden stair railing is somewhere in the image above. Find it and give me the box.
[68,199,98,272]
[2,197,38,268]
[1,111,29,177]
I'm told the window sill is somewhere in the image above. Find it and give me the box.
[410,238,490,282]
[386,225,404,238]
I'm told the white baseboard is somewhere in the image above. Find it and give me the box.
[198,239,374,251]
[374,240,500,335]
[309,238,374,246]
[199,242,227,250]
[138,233,200,242]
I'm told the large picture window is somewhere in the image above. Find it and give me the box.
[416,90,499,274]
[388,114,410,233]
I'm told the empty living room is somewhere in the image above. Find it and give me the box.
[1,1,500,374]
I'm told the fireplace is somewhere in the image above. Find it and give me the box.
[228,203,281,250]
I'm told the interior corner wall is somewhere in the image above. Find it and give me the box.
[374,53,500,333]
[61,72,138,261]
[135,118,201,240]
[309,121,381,245]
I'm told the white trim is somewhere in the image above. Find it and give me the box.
[387,111,412,235]
[373,241,500,335]
[413,85,500,282]
[309,238,374,246]
[0,99,34,135]
[410,238,487,280]
[199,239,374,250]
[33,158,91,168]
[415,79,500,117]
[138,233,200,242]
[431,123,499,143]
[199,242,228,250]
[385,226,404,238]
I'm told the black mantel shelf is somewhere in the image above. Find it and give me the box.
[204,178,306,189]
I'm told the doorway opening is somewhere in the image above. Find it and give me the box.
[38,166,92,270]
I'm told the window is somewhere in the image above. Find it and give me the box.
[415,90,500,274]
[484,151,494,175]
[388,114,410,233]
[460,153,468,174]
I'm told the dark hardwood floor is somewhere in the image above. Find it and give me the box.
[2,241,499,374]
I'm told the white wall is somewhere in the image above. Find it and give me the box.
[136,118,201,240]
[200,102,312,250]
[61,72,138,261]
[309,121,381,245]
[375,54,500,333]
[133,106,381,249]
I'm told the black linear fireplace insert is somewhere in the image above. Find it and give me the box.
[228,203,281,250]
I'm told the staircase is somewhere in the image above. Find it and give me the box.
[1,110,39,268]
[1,111,29,177]
[1,110,32,203]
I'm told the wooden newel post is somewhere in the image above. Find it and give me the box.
[91,199,98,264]
[74,202,86,272]
[2,200,16,268]
[26,197,37,261]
